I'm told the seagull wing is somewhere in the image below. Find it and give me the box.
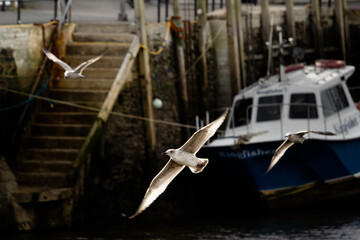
[180,109,228,154]
[73,52,106,74]
[129,159,185,219]
[309,130,336,136]
[42,48,73,71]
[267,139,294,173]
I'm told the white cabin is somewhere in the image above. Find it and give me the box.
[211,62,360,147]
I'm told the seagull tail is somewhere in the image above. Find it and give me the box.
[188,158,208,174]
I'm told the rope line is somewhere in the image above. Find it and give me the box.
[0,87,200,131]
[0,77,52,111]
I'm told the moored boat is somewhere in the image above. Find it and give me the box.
[196,60,360,210]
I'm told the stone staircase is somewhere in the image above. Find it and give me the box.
[11,22,137,229]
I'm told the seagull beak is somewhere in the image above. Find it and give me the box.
[162,152,167,156]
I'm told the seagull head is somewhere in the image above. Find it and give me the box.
[163,149,176,157]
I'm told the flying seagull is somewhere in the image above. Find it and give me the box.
[237,130,268,145]
[129,109,229,219]
[266,130,336,173]
[42,48,106,78]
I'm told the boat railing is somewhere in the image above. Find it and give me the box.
[228,102,346,140]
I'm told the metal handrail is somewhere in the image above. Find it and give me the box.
[2,0,58,24]
[3,0,71,24]
[229,102,346,140]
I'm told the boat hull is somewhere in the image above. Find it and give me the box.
[194,137,360,209]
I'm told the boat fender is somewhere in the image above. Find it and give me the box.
[275,63,304,74]
[315,60,346,69]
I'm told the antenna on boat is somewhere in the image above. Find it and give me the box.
[266,15,274,78]
[277,25,286,82]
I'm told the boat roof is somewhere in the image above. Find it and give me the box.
[238,65,355,99]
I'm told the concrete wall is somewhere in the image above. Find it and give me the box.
[0,23,55,89]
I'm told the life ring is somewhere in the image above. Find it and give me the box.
[315,60,346,69]
[357,101,360,111]
[275,63,304,74]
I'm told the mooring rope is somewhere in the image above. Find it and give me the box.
[0,87,201,130]
[0,76,53,112]
[140,21,172,55]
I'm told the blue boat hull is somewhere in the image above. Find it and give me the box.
[193,137,360,209]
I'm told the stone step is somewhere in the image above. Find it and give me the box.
[15,160,73,173]
[26,136,86,149]
[81,67,119,79]
[66,43,130,56]
[74,23,135,34]
[72,32,136,43]
[30,123,91,137]
[13,187,73,203]
[15,172,68,188]
[22,148,79,161]
[52,78,113,90]
[38,101,102,112]
[49,89,108,102]
[35,112,97,124]
[63,55,124,68]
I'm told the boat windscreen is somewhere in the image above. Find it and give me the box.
[256,95,283,122]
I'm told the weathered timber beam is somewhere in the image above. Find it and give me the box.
[98,36,140,122]
[135,0,157,153]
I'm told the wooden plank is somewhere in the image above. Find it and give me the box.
[38,188,73,202]
[98,36,140,122]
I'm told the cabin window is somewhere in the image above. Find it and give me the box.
[289,93,318,119]
[321,84,349,117]
[256,95,283,122]
[232,98,253,127]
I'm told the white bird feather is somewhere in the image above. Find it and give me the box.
[129,109,228,218]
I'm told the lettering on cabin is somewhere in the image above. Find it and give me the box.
[217,148,275,160]
[333,116,359,135]
[256,88,284,95]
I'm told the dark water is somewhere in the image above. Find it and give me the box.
[6,204,360,240]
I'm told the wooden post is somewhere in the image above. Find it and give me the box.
[226,0,241,96]
[334,0,347,61]
[285,0,296,41]
[311,0,324,58]
[343,0,350,62]
[172,0,190,138]
[235,0,246,88]
[134,0,157,153]
[197,0,208,112]
[261,0,270,43]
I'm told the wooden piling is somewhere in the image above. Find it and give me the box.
[134,0,157,154]
[235,0,246,88]
[172,0,190,138]
[311,0,324,58]
[261,0,270,43]
[334,0,348,61]
[197,0,208,113]
[285,0,296,41]
[226,0,241,95]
